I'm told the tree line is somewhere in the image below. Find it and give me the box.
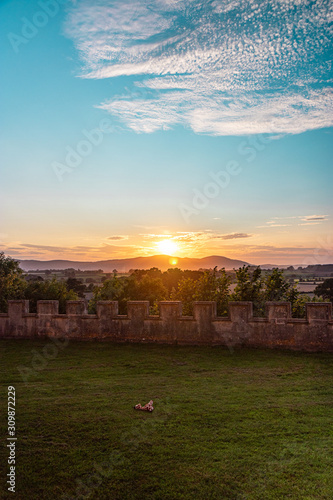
[1,252,332,317]
[89,265,323,317]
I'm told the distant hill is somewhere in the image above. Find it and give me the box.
[18,255,250,272]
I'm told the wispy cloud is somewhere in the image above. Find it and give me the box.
[136,231,253,250]
[1,242,139,260]
[258,214,329,229]
[298,222,322,226]
[107,235,128,240]
[64,0,333,135]
[301,215,328,221]
[213,233,252,240]
[264,224,292,228]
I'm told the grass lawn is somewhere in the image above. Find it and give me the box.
[0,340,332,499]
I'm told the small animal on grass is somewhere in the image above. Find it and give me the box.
[134,400,154,412]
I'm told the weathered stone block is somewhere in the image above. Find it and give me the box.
[266,302,291,321]
[127,301,149,320]
[8,300,29,318]
[306,303,332,322]
[96,301,118,318]
[66,300,87,315]
[193,301,216,321]
[228,302,253,323]
[37,301,59,315]
[193,302,216,343]
[159,301,182,320]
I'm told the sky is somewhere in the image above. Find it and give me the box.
[0,0,332,266]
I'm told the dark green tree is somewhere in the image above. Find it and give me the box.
[124,274,168,314]
[285,287,313,318]
[89,274,126,313]
[314,279,333,302]
[232,266,264,315]
[264,268,291,301]
[90,271,168,315]
[24,278,78,313]
[194,267,231,316]
[171,277,197,315]
[161,268,204,295]
[0,252,26,312]
[162,268,184,295]
[171,268,231,316]
[66,277,87,298]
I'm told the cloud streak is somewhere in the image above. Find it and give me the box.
[64,0,333,135]
[108,235,128,240]
[213,233,252,240]
[259,214,330,229]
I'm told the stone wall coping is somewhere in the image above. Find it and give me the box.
[1,300,332,352]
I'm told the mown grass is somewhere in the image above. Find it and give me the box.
[0,340,332,499]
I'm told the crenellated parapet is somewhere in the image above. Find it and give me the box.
[0,300,332,352]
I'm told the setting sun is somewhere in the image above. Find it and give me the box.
[157,239,179,256]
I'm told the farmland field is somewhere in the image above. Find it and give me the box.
[0,341,332,499]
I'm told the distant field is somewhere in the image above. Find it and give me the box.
[1,341,332,499]
[229,281,321,296]
[297,282,317,295]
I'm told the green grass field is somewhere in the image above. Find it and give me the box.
[1,340,332,499]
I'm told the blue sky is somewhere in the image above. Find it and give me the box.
[0,0,332,265]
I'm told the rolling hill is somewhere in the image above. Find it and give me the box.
[18,255,250,272]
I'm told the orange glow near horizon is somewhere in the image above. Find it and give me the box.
[169,257,178,266]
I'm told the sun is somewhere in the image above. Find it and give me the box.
[157,239,179,256]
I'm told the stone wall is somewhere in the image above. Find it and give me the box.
[0,300,332,352]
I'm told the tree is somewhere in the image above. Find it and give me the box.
[89,274,127,314]
[232,266,264,315]
[0,252,26,312]
[161,268,204,295]
[24,278,78,313]
[171,277,197,315]
[215,268,232,316]
[263,268,290,301]
[124,274,168,314]
[25,275,44,282]
[314,279,333,302]
[264,268,323,318]
[231,266,309,317]
[284,285,308,318]
[66,278,87,298]
[64,268,76,278]
[162,268,184,295]
[171,268,231,316]
[194,267,231,316]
